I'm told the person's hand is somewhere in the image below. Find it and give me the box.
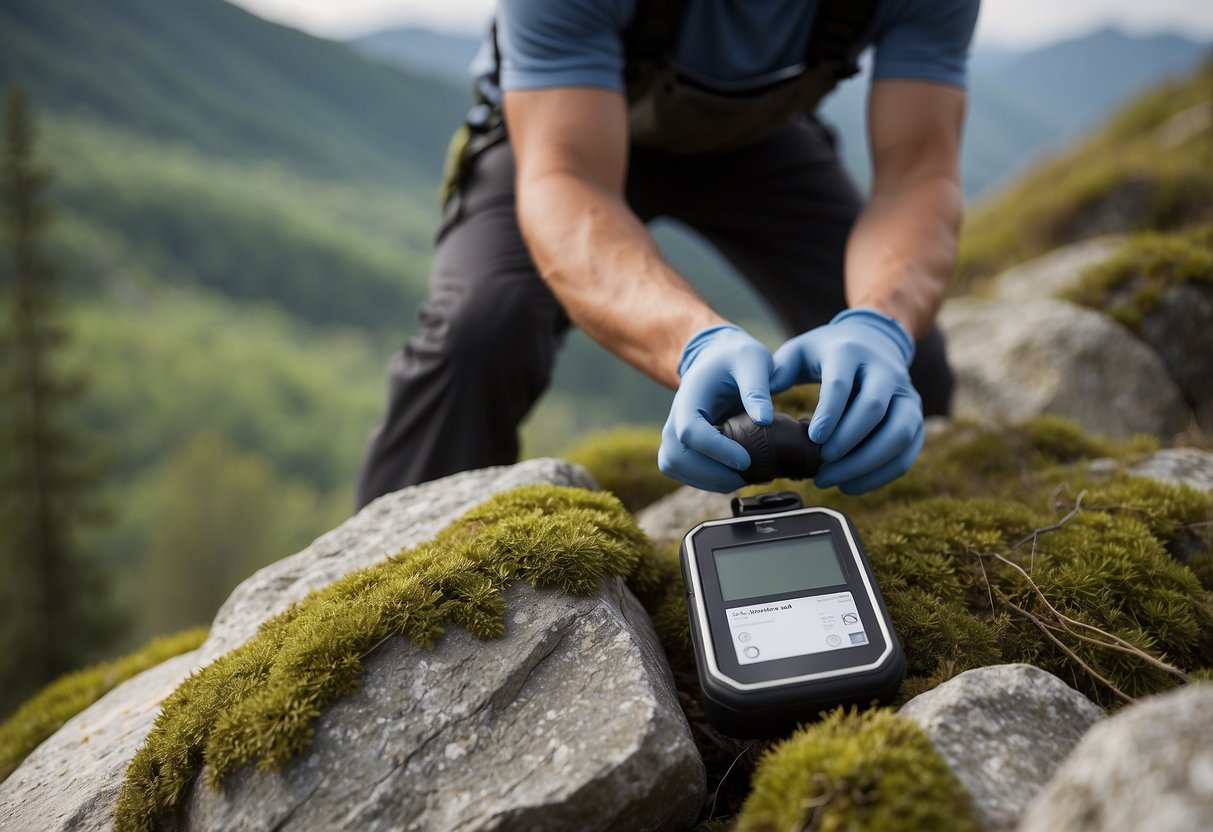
[770,308,924,494]
[658,324,774,492]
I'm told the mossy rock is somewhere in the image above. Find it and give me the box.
[114,485,653,832]
[1063,224,1213,330]
[733,708,980,832]
[563,426,679,512]
[0,628,207,783]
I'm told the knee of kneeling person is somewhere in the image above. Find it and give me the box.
[439,288,555,371]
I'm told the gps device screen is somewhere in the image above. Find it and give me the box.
[679,496,904,738]
[712,534,845,601]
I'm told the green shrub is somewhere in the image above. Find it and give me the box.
[0,628,206,783]
[563,426,679,511]
[115,485,651,832]
[734,708,980,832]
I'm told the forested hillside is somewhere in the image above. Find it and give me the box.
[0,0,474,649]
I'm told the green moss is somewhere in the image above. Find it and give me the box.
[632,541,694,668]
[741,419,1213,710]
[109,419,1213,829]
[563,426,680,511]
[957,63,1213,289]
[115,485,651,832]
[0,628,206,783]
[1002,508,1213,704]
[734,708,980,832]
[1063,224,1213,331]
[885,588,1006,688]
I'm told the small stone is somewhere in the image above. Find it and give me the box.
[636,486,734,546]
[899,664,1104,832]
[1129,447,1213,494]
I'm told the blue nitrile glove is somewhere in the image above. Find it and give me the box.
[658,324,775,492]
[770,308,924,495]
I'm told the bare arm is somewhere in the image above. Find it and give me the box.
[504,87,724,389]
[847,80,966,339]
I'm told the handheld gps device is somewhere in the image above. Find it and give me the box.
[679,417,904,738]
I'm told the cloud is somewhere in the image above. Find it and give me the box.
[231,0,1213,45]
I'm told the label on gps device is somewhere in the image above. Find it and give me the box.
[725,591,868,665]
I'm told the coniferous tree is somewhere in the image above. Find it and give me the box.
[0,85,121,716]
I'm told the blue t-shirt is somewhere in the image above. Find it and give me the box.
[474,0,980,96]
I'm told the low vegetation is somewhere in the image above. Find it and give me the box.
[958,62,1213,290]
[0,628,206,782]
[1062,222,1213,330]
[564,427,680,511]
[733,708,980,832]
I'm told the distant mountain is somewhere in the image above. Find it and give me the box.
[1,0,467,187]
[986,28,1211,133]
[0,0,477,330]
[351,25,485,88]
[351,24,1211,197]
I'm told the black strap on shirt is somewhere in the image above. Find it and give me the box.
[624,0,879,97]
[622,0,689,95]
[806,0,879,81]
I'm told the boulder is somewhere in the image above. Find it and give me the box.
[992,237,1125,302]
[184,578,703,831]
[1017,683,1213,832]
[2,460,706,832]
[899,664,1104,832]
[938,298,1189,438]
[635,485,733,546]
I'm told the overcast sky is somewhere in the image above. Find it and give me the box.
[230,0,1213,47]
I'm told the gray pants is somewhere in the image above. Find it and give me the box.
[356,117,953,508]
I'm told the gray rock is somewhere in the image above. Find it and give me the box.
[636,485,734,546]
[0,459,610,832]
[197,458,596,665]
[899,664,1104,832]
[1017,683,1213,832]
[0,650,201,832]
[1133,283,1213,432]
[1129,447,1213,494]
[938,298,1190,438]
[992,237,1125,302]
[184,578,704,832]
